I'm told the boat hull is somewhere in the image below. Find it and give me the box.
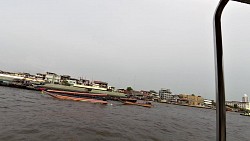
[123,101,152,108]
[43,91,108,105]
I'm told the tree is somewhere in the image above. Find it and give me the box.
[126,87,133,91]
[191,94,195,96]
[149,90,157,94]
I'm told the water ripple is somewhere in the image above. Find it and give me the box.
[0,86,248,141]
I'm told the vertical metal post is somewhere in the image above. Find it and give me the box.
[213,0,229,141]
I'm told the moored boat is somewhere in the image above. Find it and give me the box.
[43,91,108,104]
[120,98,137,103]
[240,111,250,116]
[46,89,108,97]
[37,84,89,93]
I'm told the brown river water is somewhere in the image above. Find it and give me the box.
[0,86,249,141]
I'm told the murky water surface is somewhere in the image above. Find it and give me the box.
[0,86,249,141]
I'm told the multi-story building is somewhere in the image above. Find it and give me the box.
[36,73,46,80]
[170,94,180,103]
[149,90,160,101]
[204,99,213,107]
[179,94,204,106]
[131,90,144,99]
[226,101,250,110]
[225,94,250,110]
[159,88,172,103]
[45,72,61,84]
[60,75,71,81]
[93,81,108,89]
[141,90,150,97]
[79,78,90,85]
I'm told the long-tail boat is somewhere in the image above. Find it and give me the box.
[43,91,108,105]
[46,89,107,97]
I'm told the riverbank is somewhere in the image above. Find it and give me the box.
[0,81,127,98]
[0,82,242,112]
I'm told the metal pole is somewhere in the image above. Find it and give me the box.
[213,0,229,141]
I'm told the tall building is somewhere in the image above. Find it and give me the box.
[45,72,61,84]
[159,88,172,103]
[242,94,249,102]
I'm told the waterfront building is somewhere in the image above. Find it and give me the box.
[79,78,90,85]
[179,94,204,106]
[140,90,153,100]
[159,88,172,103]
[45,72,61,84]
[242,94,249,102]
[226,101,250,110]
[61,75,71,81]
[66,78,79,86]
[117,89,126,93]
[226,94,250,110]
[132,90,144,99]
[141,90,150,96]
[16,72,31,78]
[36,73,46,80]
[204,99,213,107]
[108,86,115,92]
[140,90,150,98]
[149,91,160,101]
[93,81,108,88]
[170,94,180,103]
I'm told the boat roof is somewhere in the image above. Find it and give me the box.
[233,0,250,4]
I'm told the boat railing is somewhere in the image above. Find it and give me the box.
[213,0,250,140]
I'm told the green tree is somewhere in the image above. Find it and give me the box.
[126,87,133,91]
[150,90,157,94]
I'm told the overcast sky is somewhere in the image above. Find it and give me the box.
[0,0,250,101]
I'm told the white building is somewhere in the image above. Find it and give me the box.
[159,88,172,103]
[66,79,77,85]
[45,72,61,84]
[204,99,213,106]
[226,101,250,110]
[170,94,180,103]
[242,94,249,102]
[151,92,160,101]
